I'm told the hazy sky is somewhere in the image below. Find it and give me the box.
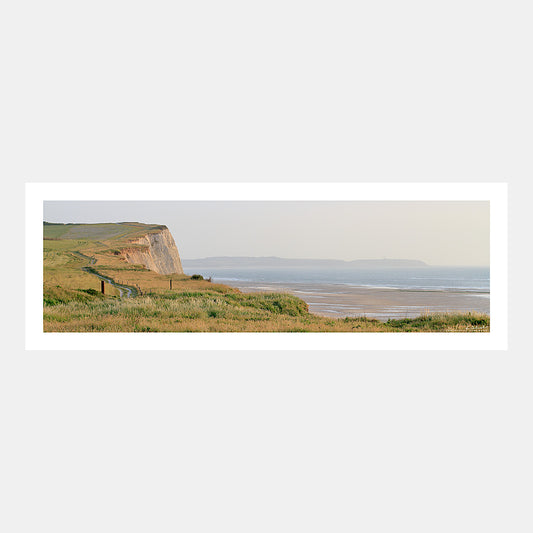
[43,201,490,266]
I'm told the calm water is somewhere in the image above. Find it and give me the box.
[184,266,489,292]
[183,266,490,320]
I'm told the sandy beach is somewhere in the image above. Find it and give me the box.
[215,279,490,320]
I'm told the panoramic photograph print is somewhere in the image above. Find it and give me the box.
[42,200,490,333]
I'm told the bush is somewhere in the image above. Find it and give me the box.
[231,293,309,316]
[81,288,100,296]
[190,274,204,280]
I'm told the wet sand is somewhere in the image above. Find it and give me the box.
[218,279,490,321]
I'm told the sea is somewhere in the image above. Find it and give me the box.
[183,266,490,321]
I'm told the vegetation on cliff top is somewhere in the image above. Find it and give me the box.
[44,221,167,248]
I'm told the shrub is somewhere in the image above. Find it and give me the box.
[81,288,99,296]
[190,274,204,280]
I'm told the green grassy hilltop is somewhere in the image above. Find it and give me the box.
[43,222,490,333]
[44,221,166,241]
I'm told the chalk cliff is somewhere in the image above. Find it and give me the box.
[122,227,184,275]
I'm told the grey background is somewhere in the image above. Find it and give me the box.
[4,2,531,532]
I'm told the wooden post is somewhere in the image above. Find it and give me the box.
[169,279,173,290]
[101,280,105,294]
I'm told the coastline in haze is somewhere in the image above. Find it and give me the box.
[183,257,429,268]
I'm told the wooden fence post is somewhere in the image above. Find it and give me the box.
[170,279,173,290]
[101,280,105,294]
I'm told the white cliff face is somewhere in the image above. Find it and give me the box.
[122,227,184,275]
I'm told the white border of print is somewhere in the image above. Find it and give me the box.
[26,182,507,351]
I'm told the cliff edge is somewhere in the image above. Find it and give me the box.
[44,221,184,275]
[122,226,184,275]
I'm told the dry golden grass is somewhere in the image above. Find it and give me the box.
[43,290,490,333]
[44,245,121,298]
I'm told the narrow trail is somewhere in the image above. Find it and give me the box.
[72,251,139,298]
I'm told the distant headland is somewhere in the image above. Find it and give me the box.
[182,257,429,269]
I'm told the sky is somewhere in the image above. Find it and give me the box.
[43,201,490,266]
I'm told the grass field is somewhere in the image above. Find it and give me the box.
[44,221,166,242]
[44,290,490,332]
[43,222,490,333]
